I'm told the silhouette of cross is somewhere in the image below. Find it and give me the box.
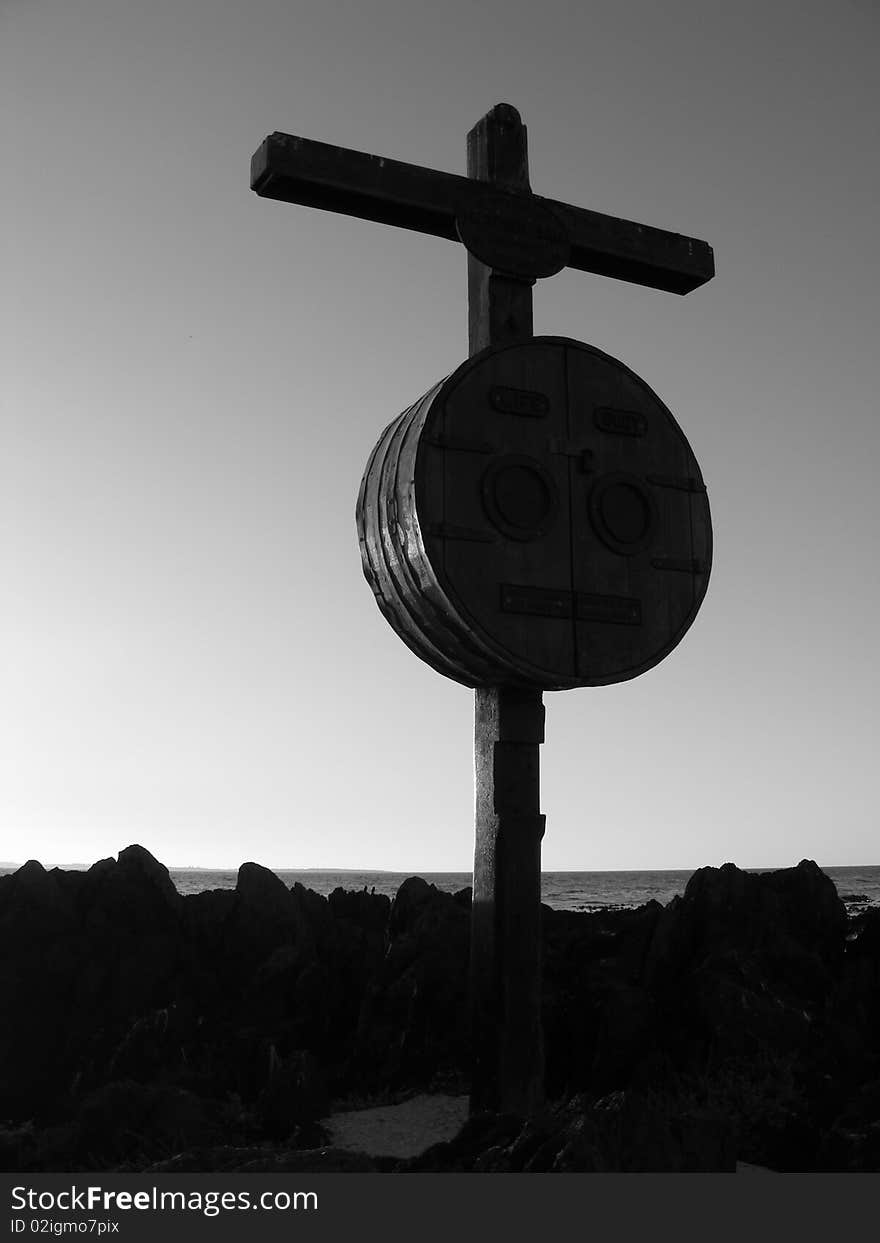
[250,104,714,1117]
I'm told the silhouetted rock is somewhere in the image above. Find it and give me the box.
[116,843,180,909]
[590,984,659,1092]
[839,906,880,1015]
[350,878,470,1092]
[402,1110,524,1172]
[237,861,294,919]
[387,876,436,937]
[643,860,846,1064]
[645,859,845,990]
[0,860,73,936]
[403,1092,736,1172]
[226,862,298,964]
[149,1145,378,1173]
[328,885,391,935]
[290,881,334,947]
[2,1081,224,1172]
[541,901,665,1097]
[3,848,879,1171]
[0,846,183,1119]
[75,1081,221,1165]
[0,859,79,1118]
[256,1050,328,1140]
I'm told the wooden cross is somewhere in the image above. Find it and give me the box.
[251,103,714,1116]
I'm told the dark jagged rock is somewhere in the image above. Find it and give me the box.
[116,843,180,909]
[402,1092,736,1172]
[73,1081,221,1165]
[642,860,846,1064]
[645,859,845,990]
[77,848,182,935]
[256,1049,329,1140]
[386,876,436,938]
[839,906,880,1010]
[589,984,659,1093]
[226,862,299,963]
[400,1111,524,1172]
[0,846,184,1119]
[237,861,294,919]
[2,849,878,1171]
[149,1145,379,1173]
[2,1081,224,1172]
[541,901,664,1097]
[349,878,470,1093]
[834,905,880,1089]
[328,885,391,935]
[290,882,334,947]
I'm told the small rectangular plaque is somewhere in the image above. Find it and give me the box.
[651,557,706,573]
[646,473,706,493]
[594,407,647,437]
[500,584,572,618]
[576,592,642,625]
[490,385,550,417]
[500,584,643,626]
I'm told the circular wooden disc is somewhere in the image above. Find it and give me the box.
[455,189,570,280]
[410,337,712,688]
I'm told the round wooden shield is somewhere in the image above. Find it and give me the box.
[356,336,711,690]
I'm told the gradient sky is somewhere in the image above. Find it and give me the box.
[4,0,878,871]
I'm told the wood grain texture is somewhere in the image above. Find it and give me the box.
[471,684,545,1116]
[467,106,545,1119]
[355,337,712,690]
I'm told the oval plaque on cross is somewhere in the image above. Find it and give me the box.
[356,336,712,690]
[455,190,570,280]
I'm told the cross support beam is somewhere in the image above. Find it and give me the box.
[251,131,714,295]
[467,105,545,1116]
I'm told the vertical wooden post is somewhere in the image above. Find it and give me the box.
[466,103,534,353]
[467,104,546,1116]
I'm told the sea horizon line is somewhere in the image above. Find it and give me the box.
[2,859,877,874]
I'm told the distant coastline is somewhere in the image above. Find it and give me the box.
[3,859,877,873]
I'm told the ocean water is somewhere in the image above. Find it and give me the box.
[3,862,878,914]
[164,865,880,915]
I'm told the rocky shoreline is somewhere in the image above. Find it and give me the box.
[1,846,879,1172]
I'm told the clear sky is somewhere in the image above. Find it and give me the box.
[4,0,878,871]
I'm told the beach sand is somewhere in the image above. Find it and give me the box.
[324,1093,470,1159]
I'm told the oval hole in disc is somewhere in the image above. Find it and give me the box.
[600,482,651,544]
[494,464,552,529]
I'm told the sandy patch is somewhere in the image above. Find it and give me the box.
[323,1093,470,1159]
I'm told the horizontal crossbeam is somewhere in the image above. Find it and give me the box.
[251,132,714,295]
